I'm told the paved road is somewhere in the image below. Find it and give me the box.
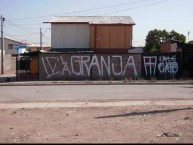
[0,84,193,102]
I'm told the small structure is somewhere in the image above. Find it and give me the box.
[45,16,135,53]
[129,47,144,53]
[26,44,50,52]
[160,39,184,53]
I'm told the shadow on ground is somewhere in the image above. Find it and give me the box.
[96,107,193,119]
[0,76,16,83]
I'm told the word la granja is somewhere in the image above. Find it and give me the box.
[42,55,138,78]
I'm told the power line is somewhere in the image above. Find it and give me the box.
[5,23,39,35]
[4,21,50,45]
[5,20,40,34]
[10,0,160,21]
[4,32,38,36]
[3,0,171,46]
[99,0,170,15]
[4,0,170,32]
[38,0,169,24]
[53,0,156,16]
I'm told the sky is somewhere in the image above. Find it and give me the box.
[0,0,193,47]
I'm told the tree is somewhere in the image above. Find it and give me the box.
[169,30,186,42]
[188,40,193,44]
[144,29,186,52]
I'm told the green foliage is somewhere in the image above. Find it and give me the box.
[144,29,186,52]
[169,30,186,42]
[188,40,193,44]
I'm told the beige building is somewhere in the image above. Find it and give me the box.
[0,37,22,55]
[0,38,23,74]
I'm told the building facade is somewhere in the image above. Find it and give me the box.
[0,38,21,55]
[45,16,135,53]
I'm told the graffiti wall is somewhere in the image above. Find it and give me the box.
[39,53,141,80]
[142,53,182,80]
[39,53,181,80]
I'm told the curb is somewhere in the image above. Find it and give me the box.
[0,81,193,86]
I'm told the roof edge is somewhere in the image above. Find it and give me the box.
[44,16,135,25]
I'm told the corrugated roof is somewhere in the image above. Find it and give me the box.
[45,16,135,25]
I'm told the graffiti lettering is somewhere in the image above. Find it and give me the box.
[158,55,178,75]
[123,56,138,76]
[112,56,123,76]
[101,56,110,76]
[143,56,157,76]
[61,56,71,76]
[89,55,101,76]
[41,55,138,79]
[71,56,81,76]
[80,56,90,76]
[41,57,61,78]
[143,55,179,78]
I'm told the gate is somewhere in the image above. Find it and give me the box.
[183,53,193,78]
[16,52,39,81]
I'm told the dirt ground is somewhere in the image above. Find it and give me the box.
[0,105,193,143]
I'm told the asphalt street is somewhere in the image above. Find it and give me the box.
[0,84,193,102]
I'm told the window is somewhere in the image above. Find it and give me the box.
[8,44,14,49]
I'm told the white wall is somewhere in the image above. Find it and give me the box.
[0,52,16,73]
[0,38,19,55]
[51,24,90,49]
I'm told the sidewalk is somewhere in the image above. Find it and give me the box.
[1,99,193,109]
[0,73,193,86]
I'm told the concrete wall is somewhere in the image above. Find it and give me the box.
[39,53,141,80]
[39,52,182,80]
[0,52,16,73]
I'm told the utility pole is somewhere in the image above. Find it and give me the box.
[40,28,43,50]
[1,15,5,74]
[188,31,190,43]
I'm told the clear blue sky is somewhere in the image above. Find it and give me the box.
[0,0,192,46]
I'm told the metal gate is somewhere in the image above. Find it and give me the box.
[182,53,193,78]
[16,52,39,81]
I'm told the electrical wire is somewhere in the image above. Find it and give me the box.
[3,0,171,46]
[5,20,40,34]
[10,0,156,21]
[99,0,169,15]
